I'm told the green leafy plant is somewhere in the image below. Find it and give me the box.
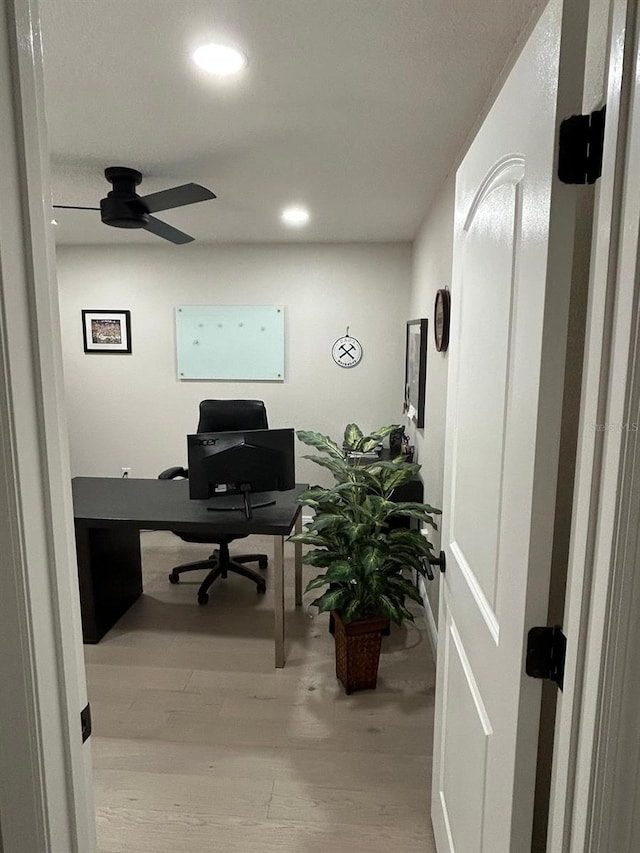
[289,423,441,626]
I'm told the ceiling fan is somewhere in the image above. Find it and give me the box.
[53,166,216,244]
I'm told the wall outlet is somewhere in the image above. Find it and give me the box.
[121,467,132,478]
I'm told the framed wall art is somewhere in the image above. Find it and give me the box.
[404,318,428,428]
[82,310,132,354]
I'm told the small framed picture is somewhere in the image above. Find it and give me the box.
[82,310,131,354]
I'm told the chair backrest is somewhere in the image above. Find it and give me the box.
[197,399,268,433]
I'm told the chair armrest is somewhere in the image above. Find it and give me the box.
[158,466,188,480]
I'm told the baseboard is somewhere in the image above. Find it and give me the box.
[418,575,438,661]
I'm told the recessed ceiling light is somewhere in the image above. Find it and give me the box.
[192,43,247,76]
[281,206,310,227]
[51,218,58,225]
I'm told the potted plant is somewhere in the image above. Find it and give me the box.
[290,423,441,694]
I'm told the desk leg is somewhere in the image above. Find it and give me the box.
[75,523,142,643]
[294,511,303,607]
[274,535,285,668]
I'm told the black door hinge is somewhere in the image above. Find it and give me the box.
[526,625,566,690]
[558,106,606,184]
[81,702,92,743]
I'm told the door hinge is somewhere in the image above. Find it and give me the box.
[558,106,606,184]
[525,625,566,690]
[81,702,92,743]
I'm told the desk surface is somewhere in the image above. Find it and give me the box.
[72,477,307,537]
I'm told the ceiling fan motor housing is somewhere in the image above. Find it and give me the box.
[100,166,149,229]
[53,164,213,242]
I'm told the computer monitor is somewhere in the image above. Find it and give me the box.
[187,427,295,518]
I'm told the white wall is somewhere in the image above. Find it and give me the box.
[408,175,455,640]
[56,242,411,486]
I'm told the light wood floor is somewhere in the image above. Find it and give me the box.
[87,531,437,853]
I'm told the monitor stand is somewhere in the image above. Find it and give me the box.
[206,483,275,519]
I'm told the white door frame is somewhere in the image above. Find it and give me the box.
[1,0,639,850]
[0,1,95,851]
[548,0,640,849]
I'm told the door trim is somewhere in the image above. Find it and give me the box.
[548,0,640,849]
[0,1,95,850]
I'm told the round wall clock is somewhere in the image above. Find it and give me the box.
[332,334,363,368]
[434,288,451,352]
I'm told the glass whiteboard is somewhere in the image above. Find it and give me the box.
[176,305,285,381]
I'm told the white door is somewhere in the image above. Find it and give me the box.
[431,0,590,850]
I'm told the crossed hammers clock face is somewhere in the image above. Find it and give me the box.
[331,335,363,368]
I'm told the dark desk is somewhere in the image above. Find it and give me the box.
[72,477,306,667]
[379,449,424,502]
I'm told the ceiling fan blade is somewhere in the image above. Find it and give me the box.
[52,205,101,210]
[143,215,194,244]
[137,183,215,214]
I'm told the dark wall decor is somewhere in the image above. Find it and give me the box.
[82,310,132,354]
[434,287,451,352]
[403,318,428,428]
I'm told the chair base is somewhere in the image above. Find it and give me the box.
[168,542,268,604]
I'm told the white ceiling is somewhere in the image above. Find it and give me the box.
[41,0,540,246]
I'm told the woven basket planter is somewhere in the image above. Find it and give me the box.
[332,610,390,694]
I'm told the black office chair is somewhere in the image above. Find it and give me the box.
[159,399,269,605]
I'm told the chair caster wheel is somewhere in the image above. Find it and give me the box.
[168,573,179,584]
[258,558,268,570]
[257,582,266,594]
[198,593,209,605]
